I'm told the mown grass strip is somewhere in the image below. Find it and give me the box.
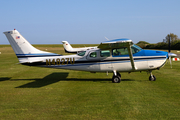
[0,45,180,119]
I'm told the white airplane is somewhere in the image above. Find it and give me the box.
[62,41,97,53]
[4,29,177,83]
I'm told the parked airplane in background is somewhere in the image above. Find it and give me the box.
[62,41,97,53]
[4,29,177,83]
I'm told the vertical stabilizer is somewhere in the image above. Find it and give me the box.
[3,29,58,63]
[3,29,50,54]
[62,41,73,52]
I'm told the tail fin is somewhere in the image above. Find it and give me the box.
[62,41,73,53]
[62,41,97,53]
[3,29,57,63]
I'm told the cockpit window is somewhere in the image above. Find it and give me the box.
[131,44,142,54]
[77,51,86,56]
[112,45,142,56]
[113,47,129,56]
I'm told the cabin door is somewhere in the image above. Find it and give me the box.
[99,50,113,71]
[86,51,100,71]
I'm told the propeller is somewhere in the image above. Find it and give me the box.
[168,37,177,68]
[168,52,177,68]
[168,37,172,68]
[169,55,172,68]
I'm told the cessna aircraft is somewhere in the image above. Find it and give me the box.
[3,29,177,83]
[62,41,97,53]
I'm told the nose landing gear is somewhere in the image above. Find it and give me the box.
[112,71,121,83]
[149,71,156,81]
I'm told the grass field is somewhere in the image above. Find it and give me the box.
[0,45,180,119]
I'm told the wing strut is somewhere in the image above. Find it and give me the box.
[127,43,137,71]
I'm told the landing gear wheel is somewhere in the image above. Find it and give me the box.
[117,72,121,77]
[112,76,121,83]
[149,75,156,81]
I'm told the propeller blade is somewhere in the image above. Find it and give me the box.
[168,36,172,68]
[169,56,172,68]
[168,37,171,53]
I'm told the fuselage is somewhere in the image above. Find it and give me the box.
[21,45,168,72]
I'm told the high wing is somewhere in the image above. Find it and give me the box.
[98,38,136,70]
[98,38,133,49]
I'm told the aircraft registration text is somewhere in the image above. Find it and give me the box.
[46,58,75,66]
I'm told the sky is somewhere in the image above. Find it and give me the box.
[0,0,180,44]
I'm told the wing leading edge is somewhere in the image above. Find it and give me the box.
[98,38,133,50]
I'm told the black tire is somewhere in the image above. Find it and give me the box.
[112,76,121,83]
[149,75,156,81]
[113,72,121,77]
[117,72,121,77]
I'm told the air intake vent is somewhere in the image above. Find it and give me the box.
[156,51,162,53]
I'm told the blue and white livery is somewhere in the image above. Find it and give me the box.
[3,29,177,83]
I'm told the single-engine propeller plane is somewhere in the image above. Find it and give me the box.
[62,41,97,53]
[3,29,177,83]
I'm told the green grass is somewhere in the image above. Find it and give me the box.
[0,45,180,119]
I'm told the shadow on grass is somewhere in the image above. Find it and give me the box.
[0,77,11,81]
[14,72,69,88]
[10,72,134,88]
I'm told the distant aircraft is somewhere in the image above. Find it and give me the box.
[62,41,97,53]
[4,29,177,83]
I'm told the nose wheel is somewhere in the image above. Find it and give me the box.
[149,71,156,81]
[112,71,121,83]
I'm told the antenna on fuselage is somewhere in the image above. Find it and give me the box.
[105,37,109,40]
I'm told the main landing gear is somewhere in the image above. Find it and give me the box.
[149,71,156,81]
[112,71,121,83]
[111,70,156,83]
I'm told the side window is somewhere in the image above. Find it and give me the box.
[90,52,97,58]
[100,50,110,57]
[77,51,86,56]
[112,47,129,56]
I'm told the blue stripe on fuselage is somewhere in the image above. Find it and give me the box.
[16,53,62,58]
[112,50,168,57]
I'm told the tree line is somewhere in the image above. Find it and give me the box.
[136,33,180,50]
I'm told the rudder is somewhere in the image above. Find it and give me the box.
[3,29,56,63]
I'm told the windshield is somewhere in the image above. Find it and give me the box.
[132,44,142,50]
[131,44,142,54]
[77,51,86,56]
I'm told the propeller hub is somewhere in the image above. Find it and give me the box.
[168,53,177,58]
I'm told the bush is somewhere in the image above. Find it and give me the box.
[145,44,156,49]
[144,41,180,50]
[136,41,150,49]
[171,41,180,50]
